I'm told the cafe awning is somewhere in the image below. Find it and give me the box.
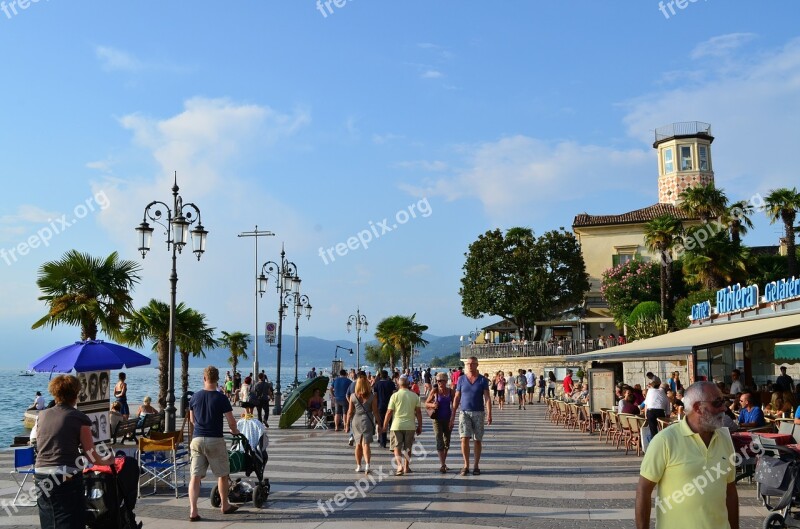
[775,339,800,361]
[566,311,800,363]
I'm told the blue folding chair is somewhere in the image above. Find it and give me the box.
[10,447,36,505]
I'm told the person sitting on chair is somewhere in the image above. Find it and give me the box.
[136,396,158,427]
[738,392,765,428]
[308,388,324,421]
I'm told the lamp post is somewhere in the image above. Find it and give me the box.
[346,309,368,370]
[258,245,299,415]
[135,172,208,433]
[237,226,275,378]
[285,292,312,386]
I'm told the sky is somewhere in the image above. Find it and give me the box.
[2,1,800,368]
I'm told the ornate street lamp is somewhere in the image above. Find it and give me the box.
[285,292,311,386]
[135,172,207,432]
[259,245,298,415]
[238,226,275,377]
[346,309,368,370]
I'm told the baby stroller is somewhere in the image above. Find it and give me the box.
[210,428,270,508]
[754,443,800,528]
[84,455,142,529]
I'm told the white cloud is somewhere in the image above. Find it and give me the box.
[0,205,59,225]
[394,160,448,172]
[372,132,404,145]
[421,70,444,79]
[95,46,143,72]
[690,33,757,60]
[86,158,115,172]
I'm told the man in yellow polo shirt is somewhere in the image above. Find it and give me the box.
[383,375,422,476]
[635,381,739,529]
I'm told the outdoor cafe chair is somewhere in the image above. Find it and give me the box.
[624,416,645,457]
[776,418,797,440]
[616,413,634,451]
[137,431,188,498]
[10,447,35,506]
[606,410,619,445]
[567,403,580,430]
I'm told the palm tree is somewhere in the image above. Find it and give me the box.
[177,309,218,399]
[374,314,429,371]
[219,331,251,381]
[682,230,748,290]
[723,200,755,248]
[32,250,141,341]
[122,299,192,409]
[678,183,728,223]
[643,215,684,319]
[764,187,800,277]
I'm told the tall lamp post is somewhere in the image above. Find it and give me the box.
[238,226,275,377]
[258,245,299,415]
[285,292,312,386]
[135,173,208,433]
[346,309,368,370]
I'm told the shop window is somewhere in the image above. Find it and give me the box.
[680,145,693,171]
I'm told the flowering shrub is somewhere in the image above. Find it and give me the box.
[600,260,660,327]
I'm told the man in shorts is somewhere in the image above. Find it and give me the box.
[515,369,527,410]
[188,365,241,521]
[383,375,422,475]
[450,356,492,475]
[525,369,535,405]
[330,370,351,432]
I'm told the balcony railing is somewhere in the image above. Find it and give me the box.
[654,121,712,142]
[461,339,622,359]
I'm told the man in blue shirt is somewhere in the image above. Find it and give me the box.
[373,370,396,448]
[738,392,765,428]
[449,356,492,476]
[188,366,241,521]
[329,370,351,432]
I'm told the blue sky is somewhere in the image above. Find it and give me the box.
[2,1,800,367]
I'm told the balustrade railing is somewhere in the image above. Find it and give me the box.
[461,339,622,359]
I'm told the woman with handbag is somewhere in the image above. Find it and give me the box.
[346,374,380,474]
[426,372,455,473]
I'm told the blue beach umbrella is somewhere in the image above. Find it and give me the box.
[28,340,151,373]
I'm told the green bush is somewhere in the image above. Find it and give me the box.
[672,289,716,330]
[627,315,670,341]
[627,301,662,328]
[601,260,660,328]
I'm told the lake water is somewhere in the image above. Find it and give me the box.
[0,366,302,448]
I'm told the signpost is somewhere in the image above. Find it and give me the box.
[265,322,277,344]
[588,369,615,414]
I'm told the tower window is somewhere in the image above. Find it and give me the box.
[680,145,693,170]
[663,148,674,173]
[699,145,709,171]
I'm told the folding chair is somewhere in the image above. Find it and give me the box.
[137,431,188,498]
[10,447,36,506]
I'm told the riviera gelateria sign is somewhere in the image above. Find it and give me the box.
[691,276,800,321]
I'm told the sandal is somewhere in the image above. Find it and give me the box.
[459,467,470,476]
[439,465,447,474]
[222,505,239,515]
[189,515,201,522]
[473,468,481,476]
[395,469,404,476]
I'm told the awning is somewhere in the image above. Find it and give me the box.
[776,339,800,361]
[566,311,800,363]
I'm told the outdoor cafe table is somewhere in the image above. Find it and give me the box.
[732,432,794,455]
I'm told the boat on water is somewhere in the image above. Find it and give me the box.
[18,370,34,376]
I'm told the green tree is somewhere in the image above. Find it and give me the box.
[764,187,800,277]
[673,289,717,330]
[374,314,429,371]
[177,309,218,399]
[219,331,251,381]
[724,200,755,249]
[460,227,589,338]
[643,214,684,318]
[32,250,141,341]
[600,259,661,328]
[430,353,463,368]
[627,301,662,329]
[364,343,390,371]
[681,229,748,290]
[678,183,728,223]
[122,299,191,409]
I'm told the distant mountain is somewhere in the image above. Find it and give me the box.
[154,333,463,371]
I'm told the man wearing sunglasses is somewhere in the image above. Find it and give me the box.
[737,393,765,429]
[635,381,738,529]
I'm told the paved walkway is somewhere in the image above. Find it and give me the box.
[0,402,772,528]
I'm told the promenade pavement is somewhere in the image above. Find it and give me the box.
[0,400,772,528]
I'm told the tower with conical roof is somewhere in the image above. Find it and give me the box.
[653,122,715,205]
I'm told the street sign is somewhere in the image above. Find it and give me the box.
[265,322,277,344]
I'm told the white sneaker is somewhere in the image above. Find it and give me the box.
[364,464,370,473]
[348,435,354,446]
[355,465,362,472]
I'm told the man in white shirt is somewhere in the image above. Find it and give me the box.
[729,369,745,395]
[28,391,45,411]
[525,370,535,405]
[643,380,669,439]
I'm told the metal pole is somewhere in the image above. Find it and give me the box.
[238,227,274,378]
[273,248,285,416]
[166,185,179,433]
[294,302,300,386]
[357,319,361,371]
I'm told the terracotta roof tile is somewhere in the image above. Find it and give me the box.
[572,203,694,228]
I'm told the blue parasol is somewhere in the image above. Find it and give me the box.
[28,340,151,373]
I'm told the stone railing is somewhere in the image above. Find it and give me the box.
[461,340,621,359]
